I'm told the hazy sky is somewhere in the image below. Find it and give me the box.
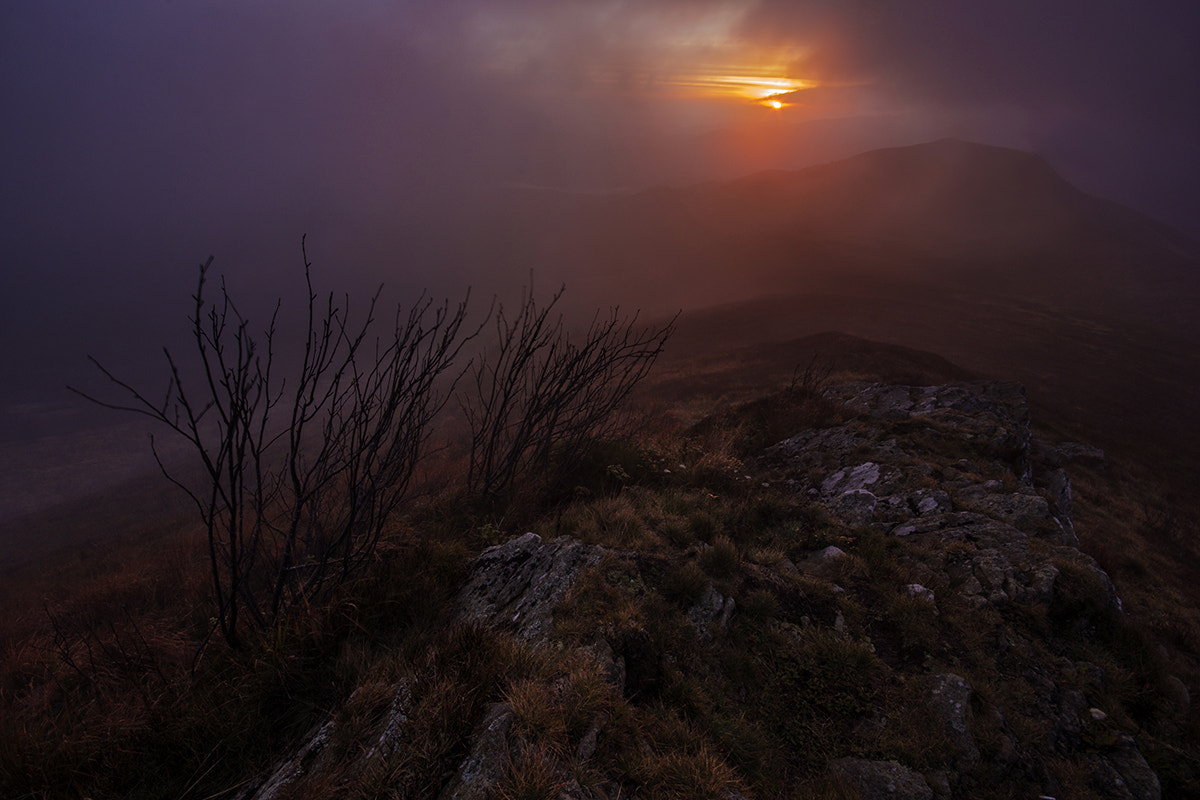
[3,0,1199,396]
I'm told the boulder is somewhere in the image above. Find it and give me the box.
[688,584,736,640]
[439,703,515,800]
[1106,734,1163,800]
[928,673,979,769]
[952,486,1050,531]
[828,758,934,800]
[456,533,605,642]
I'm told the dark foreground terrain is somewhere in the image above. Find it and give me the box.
[3,333,1198,799]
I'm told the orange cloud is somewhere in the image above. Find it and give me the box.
[467,2,828,107]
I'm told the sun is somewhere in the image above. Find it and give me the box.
[768,99,783,109]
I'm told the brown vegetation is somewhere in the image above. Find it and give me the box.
[4,327,1200,799]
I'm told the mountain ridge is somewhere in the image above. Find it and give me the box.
[510,138,1199,321]
[226,377,1187,800]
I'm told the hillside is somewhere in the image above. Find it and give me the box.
[487,139,1200,467]
[225,378,1193,800]
[511,139,1200,321]
[6,341,1198,799]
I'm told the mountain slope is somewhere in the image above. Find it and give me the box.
[520,140,1200,464]
[514,139,1199,321]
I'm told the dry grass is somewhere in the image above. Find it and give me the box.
[7,331,1200,799]
[0,507,481,799]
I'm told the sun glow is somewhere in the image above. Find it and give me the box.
[668,72,813,101]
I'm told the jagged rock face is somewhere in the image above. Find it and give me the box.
[828,757,934,800]
[762,381,1158,798]
[928,673,979,770]
[438,703,516,800]
[764,381,1104,611]
[687,583,736,640]
[234,679,415,800]
[455,532,605,642]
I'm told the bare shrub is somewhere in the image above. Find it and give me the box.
[460,283,676,498]
[72,239,475,649]
[788,353,835,396]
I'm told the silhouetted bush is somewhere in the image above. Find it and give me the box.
[74,239,475,648]
[459,283,675,498]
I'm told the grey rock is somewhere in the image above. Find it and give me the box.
[1036,440,1106,469]
[953,486,1050,531]
[1090,755,1138,800]
[905,584,936,604]
[1045,468,1074,520]
[456,533,604,642]
[764,426,874,464]
[926,770,952,799]
[688,584,736,640]
[965,548,1016,606]
[828,757,934,800]
[1021,561,1060,606]
[240,719,336,800]
[822,462,883,496]
[929,673,979,769]
[832,488,879,526]
[575,713,607,763]
[439,703,515,800]
[914,489,952,515]
[361,679,415,766]
[1053,683,1088,745]
[1075,661,1107,693]
[581,638,626,694]
[235,678,416,800]
[798,545,850,577]
[823,381,1033,479]
[1107,735,1162,800]
[1165,675,1191,714]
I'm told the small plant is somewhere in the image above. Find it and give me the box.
[630,744,748,800]
[494,746,569,800]
[699,535,740,580]
[663,561,708,607]
[741,589,781,623]
[788,353,835,396]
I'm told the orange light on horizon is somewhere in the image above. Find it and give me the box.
[683,73,813,101]
[582,68,815,104]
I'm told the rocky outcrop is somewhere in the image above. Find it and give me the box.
[234,380,1169,800]
[829,757,934,800]
[764,382,1110,612]
[438,703,516,800]
[928,673,979,770]
[234,679,415,800]
[455,532,605,642]
[687,584,736,640]
[763,381,1157,795]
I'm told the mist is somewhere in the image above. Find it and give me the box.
[3,0,1199,539]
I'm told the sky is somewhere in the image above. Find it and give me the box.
[2,0,1200,399]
